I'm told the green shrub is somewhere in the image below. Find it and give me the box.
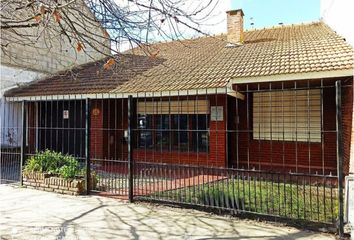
[23,150,83,179]
[58,157,81,179]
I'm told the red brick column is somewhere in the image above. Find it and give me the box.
[209,121,226,167]
[90,100,103,159]
[27,102,37,154]
[208,95,227,167]
[342,83,353,175]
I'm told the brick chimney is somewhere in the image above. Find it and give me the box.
[226,9,244,46]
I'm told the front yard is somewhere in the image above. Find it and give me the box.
[0,184,335,240]
[154,177,339,223]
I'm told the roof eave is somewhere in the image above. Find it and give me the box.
[229,69,353,85]
[5,87,242,102]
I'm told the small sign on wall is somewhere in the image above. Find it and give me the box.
[92,108,100,116]
[63,110,69,119]
[210,106,223,121]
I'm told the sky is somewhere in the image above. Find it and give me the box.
[170,0,321,38]
[231,0,321,30]
[118,0,322,50]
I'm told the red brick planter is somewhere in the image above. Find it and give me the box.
[22,172,95,195]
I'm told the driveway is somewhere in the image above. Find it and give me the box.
[0,185,335,240]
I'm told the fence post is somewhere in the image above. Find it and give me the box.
[20,100,26,186]
[336,80,344,238]
[128,95,134,202]
[85,98,91,195]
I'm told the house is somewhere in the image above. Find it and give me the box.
[4,9,354,176]
[0,0,110,148]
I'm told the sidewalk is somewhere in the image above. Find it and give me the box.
[0,185,335,240]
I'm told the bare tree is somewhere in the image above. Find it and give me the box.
[0,0,219,69]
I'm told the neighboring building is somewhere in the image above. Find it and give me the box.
[0,1,110,147]
[0,67,45,147]
[4,10,354,175]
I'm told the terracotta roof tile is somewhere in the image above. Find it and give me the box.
[6,22,353,97]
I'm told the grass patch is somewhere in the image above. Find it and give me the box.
[154,176,339,223]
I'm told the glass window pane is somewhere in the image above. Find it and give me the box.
[156,115,170,150]
[137,113,209,152]
[173,115,188,151]
[138,114,153,148]
[191,115,208,152]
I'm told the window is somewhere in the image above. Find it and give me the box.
[137,115,153,148]
[137,100,209,152]
[137,114,209,151]
[253,89,321,142]
[191,115,208,152]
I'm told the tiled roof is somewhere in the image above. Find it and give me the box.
[5,22,353,97]
[5,54,164,96]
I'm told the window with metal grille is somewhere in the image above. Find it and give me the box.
[137,100,209,151]
[253,89,321,142]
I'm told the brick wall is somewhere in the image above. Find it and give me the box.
[27,102,37,154]
[23,172,85,196]
[25,83,352,173]
[342,81,353,175]
[233,85,338,174]
[87,84,353,172]
[133,94,227,167]
[209,95,226,167]
[103,99,128,160]
[89,99,128,161]
[350,101,354,174]
[90,100,104,159]
[133,151,211,166]
[227,10,244,45]
[26,96,227,166]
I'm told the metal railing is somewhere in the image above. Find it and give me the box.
[133,162,338,224]
[0,147,21,184]
[1,79,352,234]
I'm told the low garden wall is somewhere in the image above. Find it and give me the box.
[23,172,86,195]
[21,150,97,196]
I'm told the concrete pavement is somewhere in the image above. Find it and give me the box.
[0,184,335,240]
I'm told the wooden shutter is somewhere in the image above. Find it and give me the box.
[137,100,209,114]
[253,89,321,142]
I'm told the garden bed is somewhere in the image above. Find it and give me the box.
[23,172,86,195]
[22,150,96,196]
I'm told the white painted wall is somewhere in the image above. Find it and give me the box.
[0,1,111,147]
[0,65,45,92]
[321,0,354,47]
[0,100,22,148]
[0,65,44,147]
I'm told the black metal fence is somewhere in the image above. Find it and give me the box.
[0,147,21,184]
[0,99,23,184]
[1,79,352,234]
[133,162,338,224]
